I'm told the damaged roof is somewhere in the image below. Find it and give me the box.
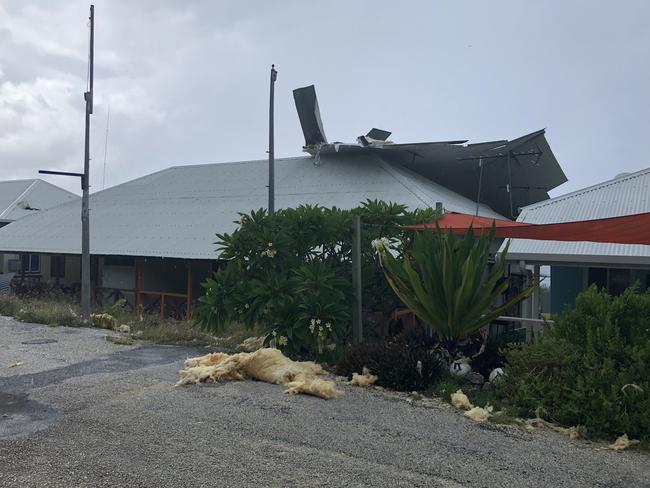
[0,179,78,223]
[293,86,567,218]
[0,154,504,259]
[503,167,650,266]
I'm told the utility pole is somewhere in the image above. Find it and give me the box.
[268,64,277,215]
[80,4,94,322]
[41,5,94,322]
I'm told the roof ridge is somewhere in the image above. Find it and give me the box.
[167,156,310,171]
[521,166,650,213]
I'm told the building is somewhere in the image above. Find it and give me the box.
[504,168,650,313]
[0,85,567,317]
[0,179,78,281]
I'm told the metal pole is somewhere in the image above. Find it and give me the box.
[475,157,483,216]
[80,4,94,322]
[268,64,277,215]
[351,215,363,344]
[506,151,514,218]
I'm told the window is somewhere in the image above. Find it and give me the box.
[21,254,41,273]
[7,259,21,273]
[609,268,631,296]
[587,267,607,291]
[51,255,65,279]
[587,267,632,296]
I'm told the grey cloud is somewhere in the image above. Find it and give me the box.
[0,0,648,196]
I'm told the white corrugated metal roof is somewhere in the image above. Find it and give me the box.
[504,167,650,265]
[0,179,78,222]
[0,155,503,259]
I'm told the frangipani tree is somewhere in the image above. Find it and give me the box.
[374,227,533,350]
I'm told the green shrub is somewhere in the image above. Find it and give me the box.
[336,336,445,391]
[501,286,650,440]
[195,201,440,357]
[376,227,533,351]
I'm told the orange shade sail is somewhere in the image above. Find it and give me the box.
[406,211,650,245]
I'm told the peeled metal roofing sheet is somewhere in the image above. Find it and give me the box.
[0,155,503,259]
[503,167,650,264]
[0,179,78,222]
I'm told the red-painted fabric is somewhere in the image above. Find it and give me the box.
[406,211,650,245]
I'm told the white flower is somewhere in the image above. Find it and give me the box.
[278,336,288,346]
[371,237,392,253]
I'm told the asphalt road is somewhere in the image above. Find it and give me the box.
[1,316,648,488]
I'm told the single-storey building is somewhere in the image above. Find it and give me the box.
[0,85,567,317]
[504,167,650,313]
[0,179,79,286]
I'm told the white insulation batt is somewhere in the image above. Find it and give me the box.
[176,348,343,400]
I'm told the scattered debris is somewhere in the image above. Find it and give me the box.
[525,416,581,440]
[117,324,131,334]
[237,336,265,352]
[349,367,378,387]
[449,357,472,376]
[176,348,342,400]
[450,389,473,410]
[488,367,505,383]
[464,405,493,422]
[91,313,119,330]
[608,434,639,451]
[7,361,24,368]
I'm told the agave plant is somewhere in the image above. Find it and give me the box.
[375,226,533,350]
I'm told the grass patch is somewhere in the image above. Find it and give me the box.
[0,294,257,348]
[0,294,84,327]
[105,335,135,346]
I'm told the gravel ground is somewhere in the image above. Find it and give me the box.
[1,317,648,488]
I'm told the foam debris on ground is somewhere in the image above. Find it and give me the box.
[176,347,342,399]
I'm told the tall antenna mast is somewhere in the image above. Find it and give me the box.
[80,4,94,321]
[268,64,277,215]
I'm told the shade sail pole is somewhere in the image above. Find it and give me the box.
[351,215,363,344]
[268,64,277,216]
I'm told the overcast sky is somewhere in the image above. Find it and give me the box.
[1,1,648,197]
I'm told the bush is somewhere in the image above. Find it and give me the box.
[376,227,532,351]
[194,201,440,357]
[336,335,445,391]
[500,286,650,440]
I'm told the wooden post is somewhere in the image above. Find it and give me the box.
[351,215,363,344]
[160,293,165,319]
[186,260,193,319]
